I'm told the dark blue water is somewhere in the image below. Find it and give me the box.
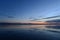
[0,25,60,40]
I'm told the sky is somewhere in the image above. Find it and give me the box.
[0,0,60,23]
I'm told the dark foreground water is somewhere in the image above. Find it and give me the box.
[0,25,60,40]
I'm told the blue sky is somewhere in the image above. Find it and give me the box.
[0,0,60,23]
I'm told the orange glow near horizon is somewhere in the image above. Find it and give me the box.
[30,21,49,25]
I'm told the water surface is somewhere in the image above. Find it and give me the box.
[0,25,60,40]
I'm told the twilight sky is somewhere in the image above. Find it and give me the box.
[0,0,60,23]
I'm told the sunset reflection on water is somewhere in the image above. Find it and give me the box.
[0,25,60,30]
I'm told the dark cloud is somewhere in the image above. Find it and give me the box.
[30,15,60,22]
[42,15,60,19]
[0,14,15,18]
[7,16,15,18]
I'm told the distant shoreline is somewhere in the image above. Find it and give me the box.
[0,23,60,25]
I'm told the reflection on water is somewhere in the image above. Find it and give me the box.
[0,25,60,33]
[0,25,46,28]
[0,25,60,40]
[46,25,60,29]
[0,25,60,30]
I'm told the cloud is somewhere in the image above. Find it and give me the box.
[42,15,60,19]
[0,14,15,18]
[29,18,39,21]
[30,15,60,22]
[7,16,15,18]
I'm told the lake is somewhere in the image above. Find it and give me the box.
[0,25,60,40]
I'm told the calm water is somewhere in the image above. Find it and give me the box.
[0,25,60,30]
[0,25,60,40]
